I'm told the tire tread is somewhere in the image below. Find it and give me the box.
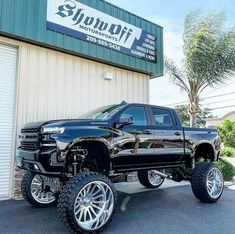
[137,170,164,189]
[21,171,56,208]
[191,162,223,203]
[57,172,117,234]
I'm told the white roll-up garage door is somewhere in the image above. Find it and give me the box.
[0,44,17,198]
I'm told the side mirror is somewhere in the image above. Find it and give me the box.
[116,114,134,128]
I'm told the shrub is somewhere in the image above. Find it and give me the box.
[216,159,235,180]
[220,147,235,157]
[217,120,235,148]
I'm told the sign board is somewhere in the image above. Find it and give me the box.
[47,0,157,62]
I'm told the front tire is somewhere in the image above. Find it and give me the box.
[138,170,165,189]
[57,172,117,234]
[191,162,224,203]
[21,171,60,208]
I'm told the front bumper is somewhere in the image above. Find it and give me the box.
[16,148,62,177]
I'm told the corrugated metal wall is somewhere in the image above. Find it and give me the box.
[0,0,163,76]
[0,44,17,198]
[0,35,149,196]
[15,42,149,128]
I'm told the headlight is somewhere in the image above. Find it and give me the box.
[41,127,65,134]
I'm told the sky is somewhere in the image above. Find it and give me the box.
[106,0,235,117]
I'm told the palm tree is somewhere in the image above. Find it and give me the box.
[165,10,235,127]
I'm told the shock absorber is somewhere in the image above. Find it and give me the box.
[71,147,88,175]
[73,154,79,175]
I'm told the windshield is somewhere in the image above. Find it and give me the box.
[78,105,123,120]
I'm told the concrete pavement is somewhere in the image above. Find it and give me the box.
[0,181,235,234]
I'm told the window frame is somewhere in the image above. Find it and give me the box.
[149,107,176,128]
[117,105,151,126]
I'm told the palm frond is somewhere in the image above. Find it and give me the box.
[198,30,235,93]
[184,10,226,54]
[165,10,234,127]
[164,57,190,93]
[182,11,235,92]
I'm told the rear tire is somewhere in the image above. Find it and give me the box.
[138,170,165,189]
[21,171,59,208]
[191,162,224,203]
[57,172,117,234]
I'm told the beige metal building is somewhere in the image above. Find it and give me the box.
[0,0,163,198]
[206,111,235,128]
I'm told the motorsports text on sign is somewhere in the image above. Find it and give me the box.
[47,0,157,62]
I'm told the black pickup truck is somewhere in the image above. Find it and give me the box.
[17,102,223,233]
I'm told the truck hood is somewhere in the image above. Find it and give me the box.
[23,119,111,129]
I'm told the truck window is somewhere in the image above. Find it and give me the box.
[121,106,147,126]
[151,108,174,127]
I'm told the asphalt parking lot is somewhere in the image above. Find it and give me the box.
[1,182,235,234]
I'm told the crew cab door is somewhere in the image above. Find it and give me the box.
[112,105,156,170]
[149,107,184,164]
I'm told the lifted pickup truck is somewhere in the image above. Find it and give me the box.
[17,102,223,233]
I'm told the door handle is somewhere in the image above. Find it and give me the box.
[174,132,182,136]
[143,130,153,135]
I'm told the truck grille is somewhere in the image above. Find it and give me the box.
[21,128,40,134]
[21,141,40,151]
[20,128,40,151]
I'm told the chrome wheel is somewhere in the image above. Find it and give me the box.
[73,181,114,231]
[147,170,164,186]
[31,175,60,204]
[206,167,224,199]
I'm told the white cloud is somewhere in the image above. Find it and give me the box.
[164,31,184,64]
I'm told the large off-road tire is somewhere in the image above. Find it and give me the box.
[191,162,224,203]
[138,170,165,189]
[21,171,59,208]
[58,172,117,234]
